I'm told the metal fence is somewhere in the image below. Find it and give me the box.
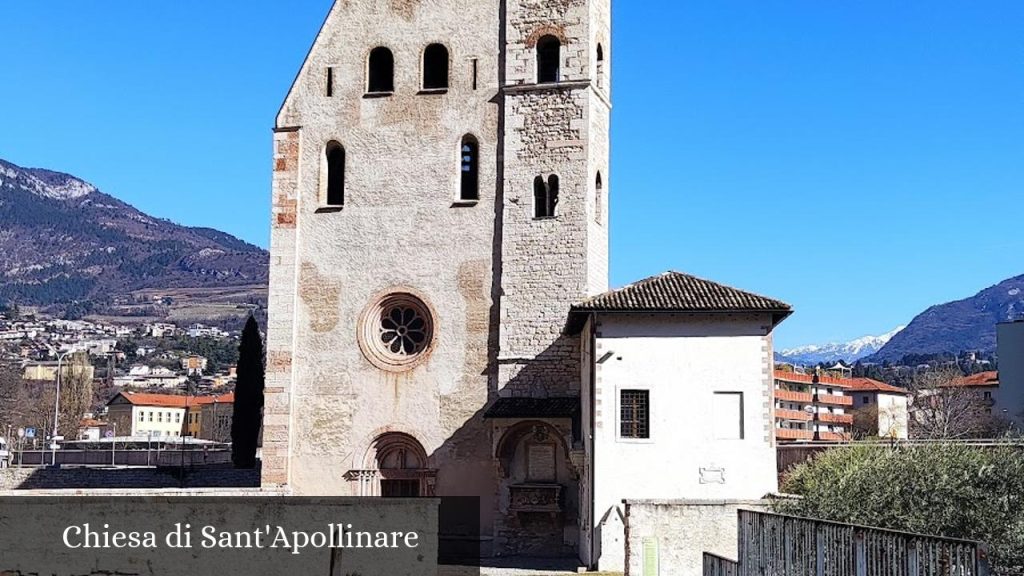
[706,510,991,576]
[704,552,740,576]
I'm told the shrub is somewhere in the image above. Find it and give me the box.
[778,443,1024,574]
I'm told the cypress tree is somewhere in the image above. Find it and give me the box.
[232,316,265,468]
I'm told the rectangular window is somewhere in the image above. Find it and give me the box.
[620,390,650,439]
[326,67,334,97]
[712,392,744,440]
[148,412,153,422]
[175,413,181,423]
[471,58,478,90]
[138,412,144,422]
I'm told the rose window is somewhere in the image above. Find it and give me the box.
[380,305,428,356]
[359,292,435,371]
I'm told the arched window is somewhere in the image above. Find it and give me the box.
[534,174,559,218]
[325,141,345,206]
[422,44,449,90]
[367,47,394,93]
[595,171,603,224]
[460,135,479,201]
[596,44,605,88]
[537,35,561,83]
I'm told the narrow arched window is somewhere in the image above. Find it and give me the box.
[326,141,345,206]
[595,171,603,224]
[596,44,605,88]
[537,35,561,83]
[423,44,450,90]
[367,47,394,93]
[534,174,559,218]
[460,135,479,201]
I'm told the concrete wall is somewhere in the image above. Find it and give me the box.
[623,500,769,576]
[997,321,1024,428]
[590,313,778,571]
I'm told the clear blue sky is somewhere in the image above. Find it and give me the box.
[1,1,1022,349]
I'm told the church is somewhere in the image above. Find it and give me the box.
[263,0,791,570]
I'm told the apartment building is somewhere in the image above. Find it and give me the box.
[774,370,854,441]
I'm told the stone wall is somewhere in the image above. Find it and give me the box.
[0,466,260,491]
[623,499,770,576]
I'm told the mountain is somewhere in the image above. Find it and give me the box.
[0,158,268,306]
[777,326,904,365]
[866,275,1024,363]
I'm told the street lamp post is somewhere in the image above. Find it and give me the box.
[51,349,76,467]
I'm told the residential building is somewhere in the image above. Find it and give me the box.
[848,378,910,439]
[105,392,188,438]
[21,355,94,382]
[773,370,853,441]
[78,418,108,441]
[996,321,1024,428]
[185,392,234,440]
[264,0,791,568]
[180,355,208,376]
[113,365,187,389]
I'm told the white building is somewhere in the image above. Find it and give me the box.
[572,276,789,570]
[996,320,1023,428]
[105,392,187,438]
[848,378,910,439]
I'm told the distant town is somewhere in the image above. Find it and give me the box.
[0,305,246,455]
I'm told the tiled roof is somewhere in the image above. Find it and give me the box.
[573,271,792,315]
[483,397,580,419]
[948,371,999,388]
[111,392,190,408]
[847,378,910,395]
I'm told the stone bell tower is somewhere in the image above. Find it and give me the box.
[263,0,611,560]
[497,0,612,397]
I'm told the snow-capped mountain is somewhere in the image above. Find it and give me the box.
[778,327,905,365]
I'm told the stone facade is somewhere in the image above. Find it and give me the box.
[265,0,611,561]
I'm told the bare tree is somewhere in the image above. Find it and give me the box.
[908,368,1004,439]
[57,354,94,439]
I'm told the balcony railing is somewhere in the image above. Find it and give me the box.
[774,409,812,422]
[816,394,853,407]
[817,412,853,425]
[775,428,814,440]
[775,390,813,403]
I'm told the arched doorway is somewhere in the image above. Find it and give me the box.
[349,432,436,497]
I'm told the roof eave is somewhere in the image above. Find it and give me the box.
[566,307,793,334]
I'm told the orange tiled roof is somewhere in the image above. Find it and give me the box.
[112,392,190,408]
[79,418,106,428]
[950,371,999,388]
[847,378,910,395]
[773,370,852,389]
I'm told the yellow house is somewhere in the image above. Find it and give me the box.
[186,392,234,438]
